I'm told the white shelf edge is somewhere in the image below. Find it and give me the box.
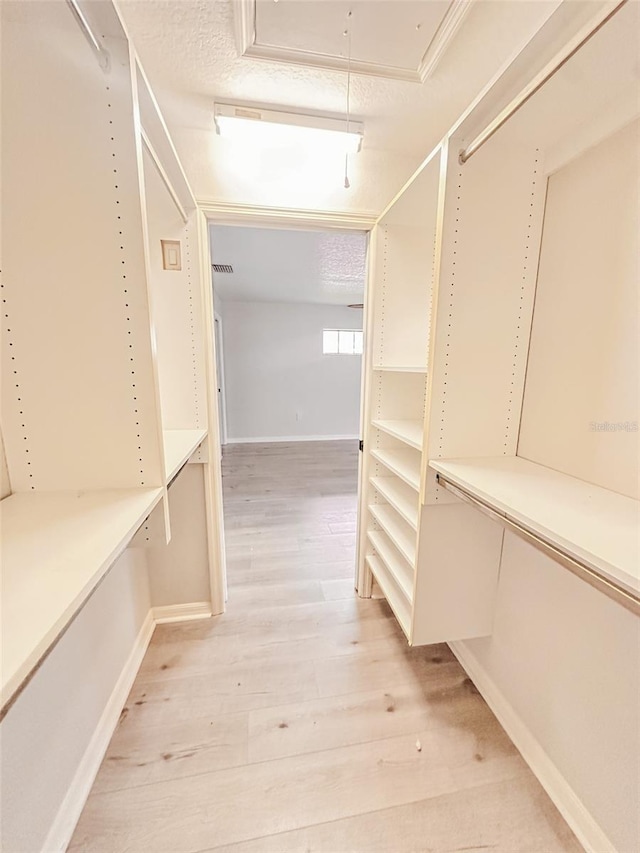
[163,428,207,482]
[370,448,421,492]
[372,365,427,373]
[371,419,423,451]
[370,476,418,530]
[0,487,164,715]
[367,528,414,603]
[369,503,417,567]
[430,456,640,601]
[366,554,411,640]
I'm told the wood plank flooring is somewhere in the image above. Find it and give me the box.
[71,440,582,852]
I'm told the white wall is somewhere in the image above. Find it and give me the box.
[0,548,152,852]
[222,301,362,442]
[452,533,639,853]
[518,120,639,499]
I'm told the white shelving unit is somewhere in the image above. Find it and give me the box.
[0,488,163,711]
[371,419,423,451]
[163,428,208,482]
[372,366,427,373]
[357,143,442,643]
[369,503,416,566]
[370,475,418,530]
[355,6,640,849]
[0,1,225,721]
[365,555,411,636]
[430,457,639,598]
[357,0,639,647]
[370,447,421,491]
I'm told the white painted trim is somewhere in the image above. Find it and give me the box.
[233,0,473,84]
[152,601,213,623]
[417,0,474,82]
[449,640,616,853]
[214,314,228,446]
[227,434,359,445]
[42,610,155,853]
[199,200,376,232]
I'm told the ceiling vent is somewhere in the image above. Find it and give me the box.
[212,264,234,273]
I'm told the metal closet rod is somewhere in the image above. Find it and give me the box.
[435,473,640,616]
[66,0,110,71]
[458,0,629,164]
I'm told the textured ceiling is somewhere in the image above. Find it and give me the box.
[210,225,366,305]
[117,0,585,215]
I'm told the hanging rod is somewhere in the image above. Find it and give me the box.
[458,0,628,164]
[435,473,640,616]
[141,129,189,224]
[66,0,110,71]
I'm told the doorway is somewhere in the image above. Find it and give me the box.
[208,222,369,602]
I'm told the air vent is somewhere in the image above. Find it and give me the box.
[212,264,233,274]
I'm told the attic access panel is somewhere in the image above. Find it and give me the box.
[239,0,472,82]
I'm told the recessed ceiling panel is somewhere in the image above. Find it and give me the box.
[238,0,472,81]
[256,0,449,72]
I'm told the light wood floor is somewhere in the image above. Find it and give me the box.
[71,440,581,852]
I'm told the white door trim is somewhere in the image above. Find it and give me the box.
[199,200,377,232]
[201,202,375,600]
[214,314,228,446]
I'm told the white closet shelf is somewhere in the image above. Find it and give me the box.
[370,476,418,530]
[430,456,640,598]
[0,487,163,713]
[163,429,207,482]
[366,555,411,639]
[371,419,423,451]
[367,529,414,603]
[369,503,417,567]
[370,447,420,492]
[373,366,427,373]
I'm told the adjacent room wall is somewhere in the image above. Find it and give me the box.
[222,301,362,442]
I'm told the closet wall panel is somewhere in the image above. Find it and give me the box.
[0,2,162,491]
[518,119,639,499]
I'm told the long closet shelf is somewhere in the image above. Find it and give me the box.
[367,529,414,603]
[366,555,411,640]
[370,476,418,530]
[373,366,427,373]
[370,447,420,492]
[430,456,640,600]
[0,487,163,714]
[163,428,207,482]
[369,503,416,567]
[371,419,423,451]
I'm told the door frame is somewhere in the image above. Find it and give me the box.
[213,313,227,446]
[201,201,377,603]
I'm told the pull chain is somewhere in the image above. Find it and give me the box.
[343,10,352,189]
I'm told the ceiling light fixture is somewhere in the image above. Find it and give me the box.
[213,104,363,155]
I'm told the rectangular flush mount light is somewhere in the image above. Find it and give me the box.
[214,104,363,154]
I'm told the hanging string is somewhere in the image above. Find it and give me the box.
[343,10,352,189]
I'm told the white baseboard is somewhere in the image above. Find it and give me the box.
[43,610,156,853]
[152,601,212,623]
[449,640,615,853]
[226,434,359,444]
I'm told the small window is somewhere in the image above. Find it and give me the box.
[323,329,363,355]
